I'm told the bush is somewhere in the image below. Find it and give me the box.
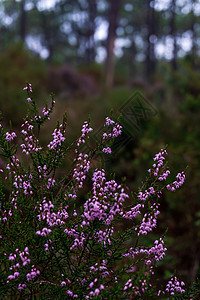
[0,84,199,299]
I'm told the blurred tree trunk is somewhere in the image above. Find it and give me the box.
[170,0,177,70]
[146,0,156,80]
[19,0,26,43]
[191,0,197,68]
[41,12,54,62]
[86,0,97,64]
[105,0,120,88]
[129,41,137,78]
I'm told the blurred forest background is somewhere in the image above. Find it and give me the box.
[0,0,200,289]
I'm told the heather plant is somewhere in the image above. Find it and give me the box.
[0,84,198,299]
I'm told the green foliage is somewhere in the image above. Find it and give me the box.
[0,44,47,126]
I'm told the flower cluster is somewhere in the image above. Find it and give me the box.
[76,121,93,147]
[83,169,128,226]
[138,186,155,201]
[148,148,168,176]
[0,84,191,299]
[166,171,186,191]
[86,281,104,299]
[6,246,39,289]
[101,117,122,154]
[47,177,56,189]
[124,238,167,265]
[21,119,42,154]
[123,278,151,297]
[122,149,186,238]
[158,276,185,296]
[13,174,33,195]
[23,83,32,92]
[36,198,69,228]
[64,225,86,250]
[5,131,17,142]
[73,153,90,188]
[23,83,32,102]
[42,106,51,119]
[26,266,40,281]
[138,202,160,235]
[165,276,185,295]
[47,125,66,150]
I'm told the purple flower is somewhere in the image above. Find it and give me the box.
[73,153,90,188]
[8,253,16,261]
[76,121,93,146]
[89,282,94,288]
[166,171,186,191]
[5,132,17,141]
[102,147,112,154]
[26,266,40,281]
[18,283,26,290]
[47,126,65,150]
[165,276,185,295]
[105,117,115,126]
